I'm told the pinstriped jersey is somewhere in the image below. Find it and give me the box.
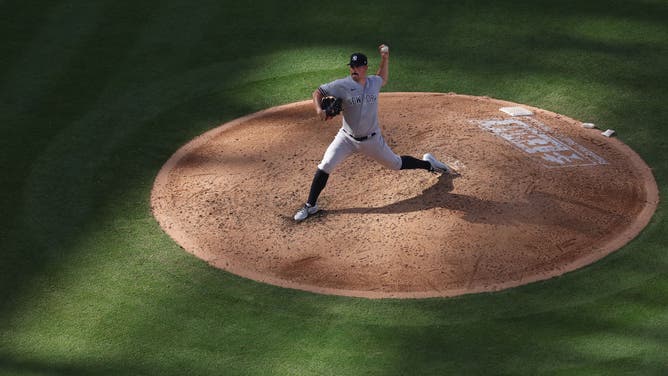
[319,75,382,138]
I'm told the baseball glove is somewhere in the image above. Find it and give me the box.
[321,96,343,118]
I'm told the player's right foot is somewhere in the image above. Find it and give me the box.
[294,203,319,222]
[423,153,454,174]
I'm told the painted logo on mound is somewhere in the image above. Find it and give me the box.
[473,118,607,168]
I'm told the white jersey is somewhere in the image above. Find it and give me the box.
[319,75,383,138]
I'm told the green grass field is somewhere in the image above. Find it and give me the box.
[1,0,666,374]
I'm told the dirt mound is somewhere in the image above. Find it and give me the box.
[151,93,658,298]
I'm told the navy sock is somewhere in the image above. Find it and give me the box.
[307,169,329,206]
[400,156,432,170]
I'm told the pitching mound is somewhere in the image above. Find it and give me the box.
[151,93,658,298]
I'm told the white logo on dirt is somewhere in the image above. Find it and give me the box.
[473,118,607,168]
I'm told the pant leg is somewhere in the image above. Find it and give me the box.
[317,129,356,174]
[359,133,402,170]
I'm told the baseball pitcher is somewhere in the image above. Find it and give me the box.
[294,44,454,221]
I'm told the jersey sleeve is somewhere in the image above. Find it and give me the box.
[318,79,344,98]
[367,75,382,89]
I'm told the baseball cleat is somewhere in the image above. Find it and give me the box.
[294,203,319,221]
[423,153,454,174]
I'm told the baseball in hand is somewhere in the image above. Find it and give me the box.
[380,45,389,53]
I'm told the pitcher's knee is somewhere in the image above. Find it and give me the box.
[380,155,402,170]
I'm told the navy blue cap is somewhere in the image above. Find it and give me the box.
[348,53,368,67]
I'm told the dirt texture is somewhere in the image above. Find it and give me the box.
[151,93,658,298]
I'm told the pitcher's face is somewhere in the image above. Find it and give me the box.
[350,64,368,82]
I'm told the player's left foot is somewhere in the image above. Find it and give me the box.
[423,153,454,174]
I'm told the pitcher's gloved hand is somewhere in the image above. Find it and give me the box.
[320,96,343,119]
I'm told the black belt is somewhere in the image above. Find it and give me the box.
[344,129,376,141]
